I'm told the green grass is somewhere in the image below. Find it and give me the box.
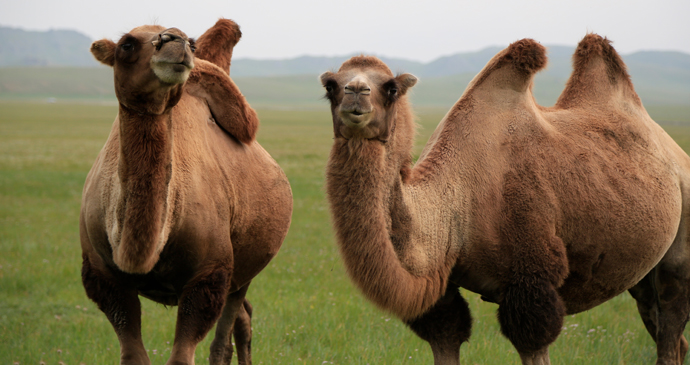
[1,101,690,364]
[3,66,690,117]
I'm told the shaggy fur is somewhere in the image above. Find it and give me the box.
[80,21,292,365]
[407,287,472,364]
[194,19,242,75]
[186,59,259,143]
[321,35,690,365]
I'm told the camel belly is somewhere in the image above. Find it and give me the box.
[558,229,678,314]
[552,153,684,313]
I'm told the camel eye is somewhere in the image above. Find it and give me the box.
[325,85,333,93]
[388,88,398,96]
[188,39,196,53]
[121,43,133,51]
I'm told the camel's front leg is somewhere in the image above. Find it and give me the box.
[498,279,564,365]
[518,348,551,365]
[81,254,149,365]
[406,286,472,365]
[167,269,230,365]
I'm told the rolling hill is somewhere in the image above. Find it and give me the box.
[0,26,98,67]
[0,26,688,117]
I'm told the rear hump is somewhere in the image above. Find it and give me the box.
[556,34,641,109]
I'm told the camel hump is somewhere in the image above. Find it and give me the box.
[556,33,641,108]
[463,38,546,100]
[187,59,258,144]
[501,38,548,76]
[194,18,242,75]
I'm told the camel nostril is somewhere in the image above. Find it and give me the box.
[153,33,187,52]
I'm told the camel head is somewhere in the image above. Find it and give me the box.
[90,25,196,114]
[320,56,417,141]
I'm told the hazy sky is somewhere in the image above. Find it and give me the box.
[2,0,688,62]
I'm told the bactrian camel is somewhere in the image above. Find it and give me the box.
[320,34,690,364]
[80,19,292,365]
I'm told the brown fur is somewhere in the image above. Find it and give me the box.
[194,18,242,75]
[186,60,259,143]
[321,34,690,364]
[406,286,472,363]
[80,21,292,365]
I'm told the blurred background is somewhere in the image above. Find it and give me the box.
[1,1,689,364]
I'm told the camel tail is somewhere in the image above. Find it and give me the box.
[194,18,242,75]
[556,33,641,108]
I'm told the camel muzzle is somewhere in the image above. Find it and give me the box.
[150,29,195,84]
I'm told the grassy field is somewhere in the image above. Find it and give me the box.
[1,100,690,364]
[2,66,690,115]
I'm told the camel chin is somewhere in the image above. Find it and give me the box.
[151,61,193,84]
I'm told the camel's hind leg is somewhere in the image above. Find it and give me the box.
[629,266,690,365]
[209,284,251,365]
[406,286,472,365]
[233,299,253,365]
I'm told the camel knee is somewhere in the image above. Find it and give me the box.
[406,289,472,357]
[678,336,689,364]
[498,280,565,355]
[234,300,252,345]
[234,301,253,365]
[178,269,231,342]
[81,255,140,332]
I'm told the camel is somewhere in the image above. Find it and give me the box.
[320,34,690,365]
[79,19,292,365]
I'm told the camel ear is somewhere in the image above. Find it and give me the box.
[319,71,335,86]
[91,39,116,67]
[395,73,417,95]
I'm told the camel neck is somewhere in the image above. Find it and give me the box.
[113,105,174,274]
[326,137,452,321]
[117,105,174,186]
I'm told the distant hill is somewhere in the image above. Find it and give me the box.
[231,46,690,107]
[0,26,688,116]
[230,48,507,78]
[0,26,98,67]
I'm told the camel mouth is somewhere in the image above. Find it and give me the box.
[152,59,194,84]
[340,109,373,128]
[171,63,189,73]
[340,107,372,118]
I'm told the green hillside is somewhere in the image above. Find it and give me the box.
[0,67,113,100]
[1,66,688,122]
[1,26,687,113]
[0,27,97,67]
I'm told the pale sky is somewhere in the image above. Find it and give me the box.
[2,0,688,62]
